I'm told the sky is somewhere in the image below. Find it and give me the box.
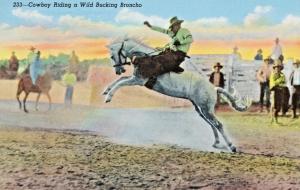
[0,0,299,60]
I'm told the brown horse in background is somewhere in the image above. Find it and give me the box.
[16,72,52,113]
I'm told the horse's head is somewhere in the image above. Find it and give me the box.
[108,38,154,75]
[108,39,132,75]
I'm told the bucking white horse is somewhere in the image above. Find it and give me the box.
[103,38,252,152]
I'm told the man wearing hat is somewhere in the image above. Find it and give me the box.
[137,16,193,88]
[209,62,225,88]
[270,61,285,91]
[290,60,300,118]
[209,62,225,108]
[27,46,37,84]
[270,37,283,63]
[27,46,36,65]
[254,49,263,60]
[269,61,289,117]
[30,50,44,85]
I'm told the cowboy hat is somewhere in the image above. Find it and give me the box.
[169,16,184,28]
[29,46,36,51]
[213,62,223,68]
[257,49,263,53]
[273,61,284,70]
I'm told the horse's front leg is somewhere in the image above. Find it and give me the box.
[35,93,41,111]
[45,92,52,111]
[105,76,145,103]
[23,92,29,113]
[103,76,130,95]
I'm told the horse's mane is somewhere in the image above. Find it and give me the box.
[109,36,152,49]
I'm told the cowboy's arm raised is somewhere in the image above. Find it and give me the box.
[144,21,174,37]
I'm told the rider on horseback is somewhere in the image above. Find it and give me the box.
[30,50,44,85]
[135,16,193,88]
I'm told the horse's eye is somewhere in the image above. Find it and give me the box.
[110,56,114,60]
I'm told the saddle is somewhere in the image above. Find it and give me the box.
[133,50,187,89]
[144,66,185,89]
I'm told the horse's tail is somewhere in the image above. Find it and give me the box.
[216,87,252,112]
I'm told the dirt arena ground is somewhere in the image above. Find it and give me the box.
[0,104,299,189]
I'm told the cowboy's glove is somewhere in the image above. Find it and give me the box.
[173,40,181,46]
[144,21,152,28]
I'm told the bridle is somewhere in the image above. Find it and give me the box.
[113,42,131,67]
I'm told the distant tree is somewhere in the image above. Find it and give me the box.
[0,59,8,68]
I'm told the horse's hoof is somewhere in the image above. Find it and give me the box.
[212,142,222,149]
[24,110,29,113]
[105,95,112,103]
[230,145,237,153]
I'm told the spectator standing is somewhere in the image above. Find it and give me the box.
[209,62,225,108]
[290,60,300,118]
[256,58,272,112]
[8,51,19,72]
[254,49,263,60]
[269,61,287,114]
[232,46,242,59]
[62,70,77,108]
[271,38,283,63]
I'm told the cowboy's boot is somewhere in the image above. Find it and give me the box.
[145,77,157,89]
[293,109,297,119]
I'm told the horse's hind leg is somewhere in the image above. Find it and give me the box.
[17,91,22,109]
[16,80,23,109]
[212,117,236,152]
[193,102,236,152]
[23,92,29,113]
[208,113,236,152]
[191,101,220,148]
[35,93,41,111]
[45,92,52,111]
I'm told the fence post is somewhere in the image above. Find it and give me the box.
[226,55,234,92]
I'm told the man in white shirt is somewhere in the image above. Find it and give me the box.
[271,38,283,63]
[290,60,300,118]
